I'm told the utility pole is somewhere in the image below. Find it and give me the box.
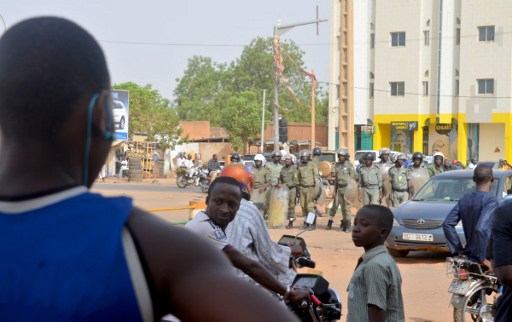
[311,69,316,149]
[338,0,354,156]
[260,89,266,153]
[272,16,327,149]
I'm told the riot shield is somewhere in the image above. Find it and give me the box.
[344,177,362,209]
[251,188,266,214]
[268,186,289,229]
[408,169,429,197]
[380,165,393,207]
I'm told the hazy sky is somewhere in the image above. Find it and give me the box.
[2,1,330,100]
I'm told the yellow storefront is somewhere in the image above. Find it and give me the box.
[372,113,512,164]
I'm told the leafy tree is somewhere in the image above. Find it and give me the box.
[173,37,329,138]
[174,56,227,125]
[113,82,183,149]
[219,92,262,152]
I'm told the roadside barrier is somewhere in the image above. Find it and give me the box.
[146,199,206,225]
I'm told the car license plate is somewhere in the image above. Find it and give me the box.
[402,232,433,241]
[448,280,472,295]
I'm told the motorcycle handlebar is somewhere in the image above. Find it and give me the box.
[295,257,316,268]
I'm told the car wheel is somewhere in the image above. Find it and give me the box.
[119,116,125,130]
[387,248,409,258]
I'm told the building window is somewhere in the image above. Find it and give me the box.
[422,81,429,96]
[478,26,495,42]
[455,80,459,96]
[391,32,406,47]
[369,83,374,98]
[477,79,494,94]
[424,30,430,46]
[390,82,405,96]
[370,33,375,49]
[456,28,461,45]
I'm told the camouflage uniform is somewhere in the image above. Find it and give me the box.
[406,166,429,197]
[329,161,356,221]
[388,166,409,207]
[265,162,283,213]
[426,164,444,178]
[297,162,318,217]
[280,164,298,220]
[358,166,382,205]
[251,166,269,212]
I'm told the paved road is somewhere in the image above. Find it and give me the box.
[92,180,452,321]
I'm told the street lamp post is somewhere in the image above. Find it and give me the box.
[272,18,327,149]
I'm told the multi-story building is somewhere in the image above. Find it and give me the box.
[329,0,512,163]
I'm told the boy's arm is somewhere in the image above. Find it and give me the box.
[127,208,297,322]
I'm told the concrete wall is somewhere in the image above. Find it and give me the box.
[479,123,504,161]
[263,122,328,147]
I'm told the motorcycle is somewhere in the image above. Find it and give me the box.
[278,214,342,321]
[446,256,499,322]
[176,166,209,191]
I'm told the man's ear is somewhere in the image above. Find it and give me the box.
[380,227,389,239]
[94,90,115,141]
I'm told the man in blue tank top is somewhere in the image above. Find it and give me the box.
[0,17,297,322]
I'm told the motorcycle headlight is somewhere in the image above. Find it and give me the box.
[318,171,323,176]
[392,217,401,227]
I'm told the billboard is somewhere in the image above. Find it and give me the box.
[111,90,129,141]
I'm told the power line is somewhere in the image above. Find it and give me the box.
[317,81,512,99]
[99,30,512,48]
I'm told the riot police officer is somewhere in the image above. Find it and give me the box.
[297,149,319,230]
[358,152,382,205]
[388,153,409,207]
[327,148,356,232]
[407,152,429,198]
[265,150,283,217]
[251,154,269,214]
[374,147,393,169]
[311,147,322,166]
[427,152,445,178]
[230,152,243,165]
[279,154,298,229]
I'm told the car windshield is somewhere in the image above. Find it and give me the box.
[413,177,499,201]
[319,154,336,163]
[354,151,375,161]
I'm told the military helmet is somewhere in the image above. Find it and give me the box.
[412,152,423,160]
[299,149,310,158]
[379,147,391,155]
[363,152,375,161]
[230,152,241,162]
[337,148,349,159]
[312,147,322,156]
[254,154,265,162]
[271,150,281,158]
[284,154,293,161]
[433,152,445,159]
[395,153,407,161]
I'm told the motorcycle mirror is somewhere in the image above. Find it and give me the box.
[305,212,316,225]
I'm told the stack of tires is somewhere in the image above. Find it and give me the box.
[128,157,143,182]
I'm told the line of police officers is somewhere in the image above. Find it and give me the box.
[245,147,444,232]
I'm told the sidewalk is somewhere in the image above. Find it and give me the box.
[94,176,177,185]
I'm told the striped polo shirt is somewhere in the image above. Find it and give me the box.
[347,245,405,322]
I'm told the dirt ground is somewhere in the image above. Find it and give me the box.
[93,178,453,322]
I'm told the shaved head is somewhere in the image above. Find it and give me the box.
[0,17,110,140]
[474,164,493,185]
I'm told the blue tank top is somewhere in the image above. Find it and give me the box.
[0,190,143,321]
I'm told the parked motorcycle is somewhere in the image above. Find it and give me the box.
[446,256,499,322]
[278,215,342,321]
[176,166,209,191]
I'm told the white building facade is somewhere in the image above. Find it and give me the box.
[329,0,512,163]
